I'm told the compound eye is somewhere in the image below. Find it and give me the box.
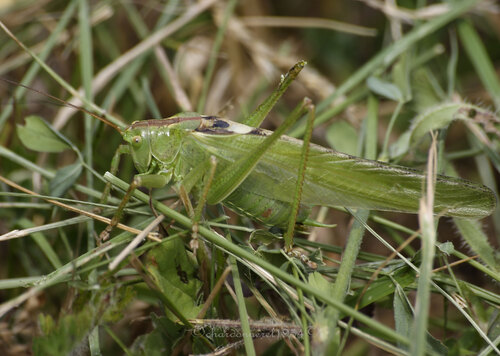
[132,135,142,147]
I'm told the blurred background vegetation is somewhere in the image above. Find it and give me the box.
[0,0,499,355]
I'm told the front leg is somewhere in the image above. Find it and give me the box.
[99,144,130,205]
[134,172,171,188]
[99,172,171,242]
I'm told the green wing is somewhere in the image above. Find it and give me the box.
[189,127,496,219]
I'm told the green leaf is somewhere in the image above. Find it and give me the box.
[345,266,416,310]
[392,55,411,102]
[389,131,412,159]
[33,289,134,356]
[367,76,403,102]
[437,241,454,255]
[445,327,484,354]
[307,272,334,295]
[487,310,500,341]
[461,281,488,321]
[33,311,92,356]
[16,115,71,153]
[130,314,184,356]
[393,284,412,348]
[408,103,461,144]
[412,67,443,111]
[394,284,448,354]
[146,237,202,320]
[249,229,282,246]
[326,120,359,155]
[18,218,63,269]
[454,218,500,272]
[50,162,82,197]
[389,102,496,158]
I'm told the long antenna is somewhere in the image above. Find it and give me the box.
[0,78,123,134]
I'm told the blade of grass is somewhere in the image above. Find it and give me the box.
[0,0,79,130]
[291,265,310,356]
[79,0,95,253]
[121,0,193,112]
[18,218,63,269]
[446,30,458,98]
[0,19,124,129]
[141,76,162,118]
[327,95,379,354]
[0,145,121,203]
[197,0,238,113]
[104,172,411,346]
[411,134,437,356]
[458,20,500,109]
[240,16,377,37]
[0,174,158,239]
[12,0,217,130]
[290,0,478,137]
[348,203,499,352]
[0,218,167,318]
[227,233,256,356]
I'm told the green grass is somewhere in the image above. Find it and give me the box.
[0,1,499,355]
